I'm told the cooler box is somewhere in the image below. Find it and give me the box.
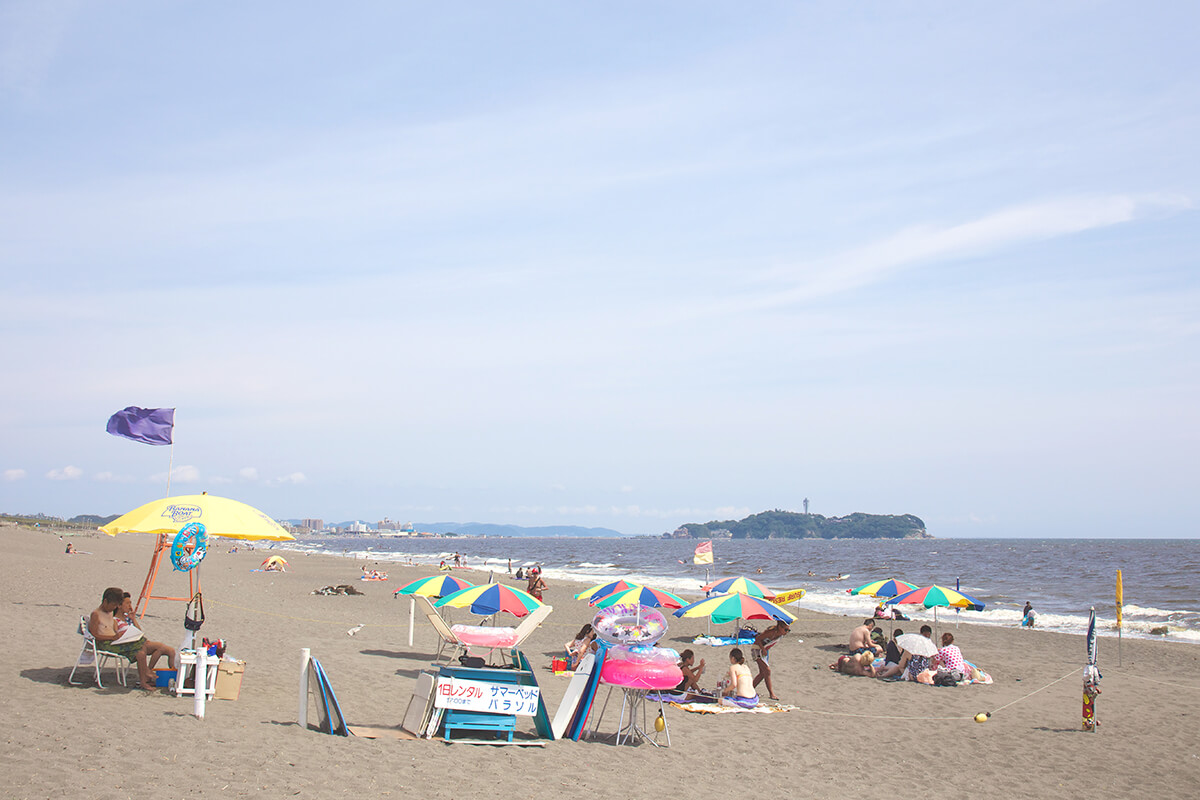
[155,669,177,688]
[213,660,245,700]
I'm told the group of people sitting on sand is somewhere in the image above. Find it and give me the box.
[676,620,791,707]
[88,587,178,690]
[833,618,980,685]
[562,619,792,708]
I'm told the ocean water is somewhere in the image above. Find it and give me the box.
[278,536,1200,644]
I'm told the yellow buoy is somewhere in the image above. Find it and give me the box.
[654,711,666,732]
[974,712,990,723]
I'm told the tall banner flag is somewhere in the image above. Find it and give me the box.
[106,407,175,446]
[1083,607,1101,731]
[1115,569,1123,629]
[693,540,713,565]
[1116,568,1124,666]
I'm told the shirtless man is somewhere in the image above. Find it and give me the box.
[849,619,883,656]
[89,587,155,689]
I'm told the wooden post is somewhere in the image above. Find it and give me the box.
[298,648,311,729]
[408,599,415,647]
[194,647,207,720]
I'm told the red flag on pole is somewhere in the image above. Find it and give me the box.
[693,540,713,565]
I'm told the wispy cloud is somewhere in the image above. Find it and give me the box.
[93,471,135,483]
[46,465,82,480]
[151,465,201,485]
[265,472,306,487]
[737,193,1194,313]
[3,468,26,481]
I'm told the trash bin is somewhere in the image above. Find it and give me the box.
[213,660,245,700]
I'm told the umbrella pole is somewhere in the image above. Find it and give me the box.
[408,598,415,647]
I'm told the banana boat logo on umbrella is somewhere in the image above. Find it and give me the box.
[772,588,807,605]
[160,504,203,524]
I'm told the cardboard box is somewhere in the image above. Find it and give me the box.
[213,660,245,700]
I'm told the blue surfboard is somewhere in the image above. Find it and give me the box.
[567,643,607,741]
[309,657,348,736]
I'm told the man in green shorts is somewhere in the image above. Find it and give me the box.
[89,587,155,690]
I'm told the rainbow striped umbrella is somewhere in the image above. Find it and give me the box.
[590,585,687,610]
[885,584,985,634]
[849,578,918,599]
[574,579,641,602]
[703,576,775,599]
[436,582,544,618]
[674,592,796,625]
[885,584,984,611]
[393,574,473,599]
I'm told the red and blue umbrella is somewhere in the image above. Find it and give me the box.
[393,574,473,599]
[435,582,544,618]
[849,578,918,599]
[590,585,687,610]
[702,576,776,599]
[674,592,796,625]
[885,584,985,611]
[574,579,640,602]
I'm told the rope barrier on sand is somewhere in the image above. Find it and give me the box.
[207,598,408,627]
[206,598,578,630]
[791,667,1083,722]
[987,667,1081,715]
[1104,670,1200,691]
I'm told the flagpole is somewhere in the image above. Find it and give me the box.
[166,441,175,497]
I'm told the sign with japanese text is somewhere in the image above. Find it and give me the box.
[433,677,540,716]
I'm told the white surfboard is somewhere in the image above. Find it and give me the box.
[551,653,595,740]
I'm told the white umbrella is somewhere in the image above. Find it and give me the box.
[896,633,938,658]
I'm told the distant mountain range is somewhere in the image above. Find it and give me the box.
[287,520,629,538]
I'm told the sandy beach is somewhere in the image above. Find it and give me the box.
[4,522,1199,800]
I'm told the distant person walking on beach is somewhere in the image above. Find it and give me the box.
[1022,601,1036,628]
[527,568,547,601]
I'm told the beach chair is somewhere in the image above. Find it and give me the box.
[413,595,467,663]
[509,604,553,652]
[68,615,128,688]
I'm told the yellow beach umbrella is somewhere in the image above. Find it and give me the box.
[102,493,294,541]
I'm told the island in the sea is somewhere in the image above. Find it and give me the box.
[672,509,930,539]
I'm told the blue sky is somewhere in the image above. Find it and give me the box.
[2,2,1197,537]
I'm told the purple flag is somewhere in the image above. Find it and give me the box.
[106,407,175,446]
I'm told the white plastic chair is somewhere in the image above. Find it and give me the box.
[68,615,128,688]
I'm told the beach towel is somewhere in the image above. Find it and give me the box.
[691,635,755,647]
[670,701,795,715]
[647,691,717,704]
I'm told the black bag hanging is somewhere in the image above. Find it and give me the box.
[184,592,205,631]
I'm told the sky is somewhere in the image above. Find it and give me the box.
[2,2,1197,538]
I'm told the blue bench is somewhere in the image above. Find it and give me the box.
[442,708,515,742]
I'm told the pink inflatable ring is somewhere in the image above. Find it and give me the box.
[451,624,519,649]
[600,645,683,690]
